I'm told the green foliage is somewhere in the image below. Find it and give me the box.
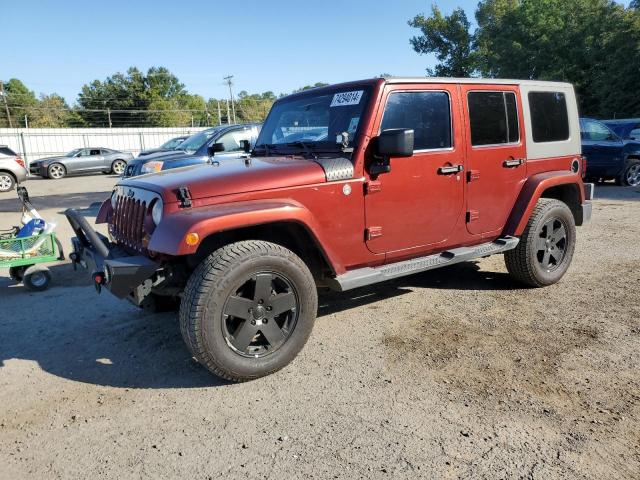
[409,0,640,117]
[409,6,478,76]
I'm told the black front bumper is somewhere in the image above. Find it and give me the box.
[65,209,161,304]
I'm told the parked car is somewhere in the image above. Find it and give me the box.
[138,135,189,157]
[123,124,261,177]
[602,118,640,141]
[580,118,640,187]
[66,77,592,382]
[29,148,134,180]
[0,145,28,192]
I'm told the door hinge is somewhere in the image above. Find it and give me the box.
[366,226,383,240]
[365,181,382,194]
[466,210,480,222]
[468,170,480,182]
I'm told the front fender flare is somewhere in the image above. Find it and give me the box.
[503,171,586,236]
[148,199,340,270]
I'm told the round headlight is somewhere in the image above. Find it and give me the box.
[151,199,163,226]
[110,190,118,209]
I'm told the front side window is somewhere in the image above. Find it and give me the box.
[468,91,520,146]
[581,119,615,141]
[529,92,570,143]
[380,91,452,151]
[215,129,255,152]
[255,87,371,153]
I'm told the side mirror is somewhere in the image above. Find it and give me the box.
[207,143,225,157]
[377,128,414,157]
[240,139,251,153]
[370,128,414,175]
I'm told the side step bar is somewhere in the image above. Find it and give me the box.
[328,236,519,292]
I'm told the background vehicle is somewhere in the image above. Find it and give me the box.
[138,135,189,157]
[0,145,28,192]
[67,78,592,382]
[580,118,640,186]
[123,124,261,177]
[603,118,640,141]
[29,148,134,180]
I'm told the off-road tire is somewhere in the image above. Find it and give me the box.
[617,160,640,187]
[505,198,576,287]
[179,240,318,382]
[47,163,66,180]
[23,265,52,291]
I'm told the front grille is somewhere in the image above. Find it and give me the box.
[111,195,148,251]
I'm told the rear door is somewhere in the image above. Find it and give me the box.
[364,83,465,254]
[461,86,526,235]
[580,119,624,176]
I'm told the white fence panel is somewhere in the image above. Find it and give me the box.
[0,127,208,165]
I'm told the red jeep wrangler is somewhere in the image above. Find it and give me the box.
[66,78,593,381]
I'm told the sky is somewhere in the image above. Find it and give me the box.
[4,0,632,105]
[3,0,480,104]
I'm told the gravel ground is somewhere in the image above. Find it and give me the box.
[0,175,639,479]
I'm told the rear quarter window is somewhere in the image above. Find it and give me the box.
[528,92,570,143]
[0,147,17,156]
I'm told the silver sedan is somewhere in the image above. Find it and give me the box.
[29,148,134,179]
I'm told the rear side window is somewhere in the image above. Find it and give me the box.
[381,91,452,150]
[0,147,16,156]
[468,91,519,146]
[528,92,570,143]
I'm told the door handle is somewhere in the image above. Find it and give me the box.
[503,158,525,168]
[438,164,464,175]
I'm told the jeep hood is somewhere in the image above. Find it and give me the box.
[118,156,329,202]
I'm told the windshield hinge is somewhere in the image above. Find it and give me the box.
[176,186,192,208]
[365,181,382,194]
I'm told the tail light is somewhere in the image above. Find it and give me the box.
[14,156,25,168]
[581,155,587,178]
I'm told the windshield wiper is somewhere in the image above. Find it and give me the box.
[282,141,316,158]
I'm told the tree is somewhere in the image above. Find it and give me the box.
[408,0,640,117]
[409,6,478,77]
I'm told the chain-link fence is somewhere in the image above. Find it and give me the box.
[0,127,209,165]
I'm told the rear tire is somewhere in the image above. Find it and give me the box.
[23,265,52,291]
[47,163,66,180]
[0,172,15,192]
[179,240,318,382]
[505,198,576,287]
[618,160,640,187]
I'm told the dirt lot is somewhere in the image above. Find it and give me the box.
[1,175,639,479]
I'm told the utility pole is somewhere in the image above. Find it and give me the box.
[24,115,28,128]
[0,81,13,128]
[217,100,222,125]
[107,108,112,128]
[226,99,230,125]
[223,75,236,124]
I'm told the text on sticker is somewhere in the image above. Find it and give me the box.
[330,91,364,107]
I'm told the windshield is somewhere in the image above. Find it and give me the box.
[160,137,184,149]
[179,128,225,153]
[255,87,371,153]
[66,148,82,157]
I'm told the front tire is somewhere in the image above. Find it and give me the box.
[505,198,576,287]
[47,163,66,179]
[111,159,127,175]
[179,240,318,382]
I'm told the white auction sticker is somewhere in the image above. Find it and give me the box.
[330,90,364,107]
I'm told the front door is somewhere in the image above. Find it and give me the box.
[461,86,527,235]
[364,84,465,255]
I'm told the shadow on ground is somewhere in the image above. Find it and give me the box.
[0,260,524,390]
[0,190,111,212]
[593,184,640,202]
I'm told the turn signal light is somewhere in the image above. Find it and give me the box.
[185,232,200,246]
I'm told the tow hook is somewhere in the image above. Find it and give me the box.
[92,271,106,294]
